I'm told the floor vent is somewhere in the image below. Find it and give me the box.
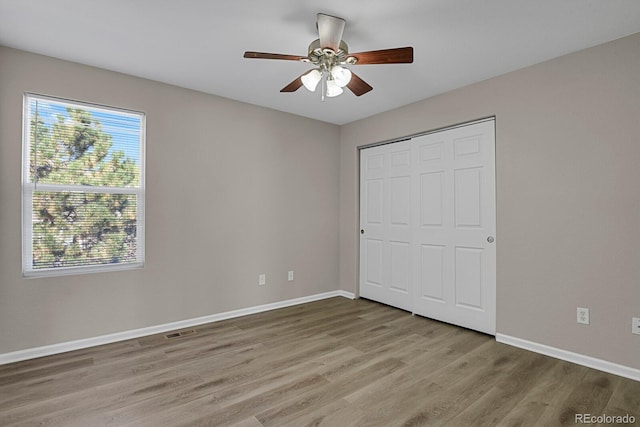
[165,329,197,339]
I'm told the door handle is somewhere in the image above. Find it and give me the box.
[361,229,365,235]
[487,236,494,243]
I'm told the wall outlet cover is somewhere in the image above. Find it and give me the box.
[577,307,590,325]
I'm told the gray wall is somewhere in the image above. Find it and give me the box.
[2,32,639,372]
[0,47,340,354]
[340,33,640,369]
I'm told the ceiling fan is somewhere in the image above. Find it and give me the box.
[243,13,413,99]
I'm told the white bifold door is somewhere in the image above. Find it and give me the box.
[359,120,496,334]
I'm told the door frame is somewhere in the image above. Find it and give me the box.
[356,116,497,327]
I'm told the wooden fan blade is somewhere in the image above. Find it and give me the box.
[244,51,307,61]
[347,72,373,96]
[280,75,304,93]
[317,13,345,52]
[349,47,413,65]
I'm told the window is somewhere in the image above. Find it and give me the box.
[22,94,145,277]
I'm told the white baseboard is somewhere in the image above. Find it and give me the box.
[0,291,354,366]
[335,290,356,299]
[496,333,640,382]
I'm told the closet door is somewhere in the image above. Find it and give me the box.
[359,120,496,335]
[359,140,413,312]
[411,121,496,334]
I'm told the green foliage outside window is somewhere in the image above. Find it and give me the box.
[28,102,142,270]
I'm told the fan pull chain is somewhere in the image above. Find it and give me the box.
[321,72,326,102]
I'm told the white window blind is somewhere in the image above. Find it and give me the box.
[22,94,145,277]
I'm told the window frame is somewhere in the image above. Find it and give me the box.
[21,93,146,278]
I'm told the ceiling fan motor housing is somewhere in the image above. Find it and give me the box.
[304,39,357,68]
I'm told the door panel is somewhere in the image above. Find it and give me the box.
[420,172,444,226]
[412,120,496,334]
[420,244,445,301]
[454,167,482,228]
[454,246,484,309]
[390,241,410,292]
[366,179,383,224]
[390,176,410,225]
[364,239,383,287]
[359,141,413,312]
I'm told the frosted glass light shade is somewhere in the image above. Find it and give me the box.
[330,65,352,88]
[301,69,322,92]
[326,78,344,97]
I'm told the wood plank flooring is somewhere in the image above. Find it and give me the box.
[0,297,638,426]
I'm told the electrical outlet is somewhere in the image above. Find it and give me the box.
[288,270,294,281]
[259,274,266,286]
[577,307,590,325]
[632,317,640,335]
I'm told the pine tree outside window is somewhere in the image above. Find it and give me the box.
[22,94,145,277]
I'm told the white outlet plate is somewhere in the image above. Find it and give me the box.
[259,274,266,286]
[577,307,590,325]
[288,271,294,281]
[632,317,640,335]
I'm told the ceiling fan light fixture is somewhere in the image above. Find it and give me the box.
[301,69,322,92]
[330,65,352,87]
[325,78,344,97]
[244,13,413,99]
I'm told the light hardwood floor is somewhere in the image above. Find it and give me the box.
[0,297,638,426]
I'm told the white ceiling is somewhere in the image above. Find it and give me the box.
[1,1,639,125]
